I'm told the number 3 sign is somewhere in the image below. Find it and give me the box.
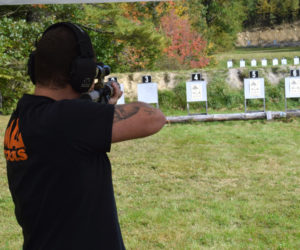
[142,75,152,83]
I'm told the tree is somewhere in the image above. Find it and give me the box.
[185,0,246,52]
[83,3,166,71]
[160,10,209,69]
[0,3,167,113]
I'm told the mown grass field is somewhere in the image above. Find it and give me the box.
[1,115,299,249]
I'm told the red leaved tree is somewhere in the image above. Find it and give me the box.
[161,10,209,68]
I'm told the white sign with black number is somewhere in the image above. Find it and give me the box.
[244,78,265,99]
[191,73,201,81]
[186,81,207,102]
[250,71,258,78]
[137,83,158,104]
[108,77,118,82]
[116,84,125,105]
[290,70,300,77]
[142,75,152,83]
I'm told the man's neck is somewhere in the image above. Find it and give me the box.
[34,84,80,101]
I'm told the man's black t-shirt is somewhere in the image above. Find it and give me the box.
[4,94,125,250]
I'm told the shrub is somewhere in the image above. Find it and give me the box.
[207,77,243,109]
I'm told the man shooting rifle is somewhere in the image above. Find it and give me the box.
[4,22,166,250]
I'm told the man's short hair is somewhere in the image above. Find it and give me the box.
[34,26,78,88]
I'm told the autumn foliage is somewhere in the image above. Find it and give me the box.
[160,10,209,68]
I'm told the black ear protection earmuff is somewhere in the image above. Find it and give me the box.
[27,22,96,93]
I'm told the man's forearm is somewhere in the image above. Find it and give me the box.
[112,102,166,143]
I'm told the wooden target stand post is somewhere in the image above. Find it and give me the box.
[137,75,159,108]
[108,77,125,105]
[285,70,300,112]
[186,73,208,115]
[244,71,266,113]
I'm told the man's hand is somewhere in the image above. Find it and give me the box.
[108,82,123,105]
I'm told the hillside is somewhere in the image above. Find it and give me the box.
[236,21,300,47]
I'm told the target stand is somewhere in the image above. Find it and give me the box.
[137,75,159,108]
[186,73,208,115]
[244,71,266,113]
[284,70,300,112]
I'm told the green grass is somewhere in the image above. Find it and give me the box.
[1,116,300,249]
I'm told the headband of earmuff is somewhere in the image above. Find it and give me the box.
[27,22,96,93]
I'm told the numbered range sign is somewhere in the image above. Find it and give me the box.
[250,71,259,79]
[290,69,300,77]
[191,73,202,81]
[142,75,152,83]
[108,77,118,82]
[294,57,299,65]
[138,77,158,106]
[244,78,265,112]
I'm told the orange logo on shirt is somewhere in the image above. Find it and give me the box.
[4,118,28,162]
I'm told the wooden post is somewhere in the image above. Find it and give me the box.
[166,111,300,123]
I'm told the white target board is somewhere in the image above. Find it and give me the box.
[281,58,287,65]
[285,77,300,98]
[137,83,158,104]
[227,60,233,68]
[261,59,268,67]
[273,58,279,66]
[251,59,257,67]
[240,60,245,68]
[186,81,207,102]
[117,84,125,105]
[244,78,265,99]
[294,57,299,65]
